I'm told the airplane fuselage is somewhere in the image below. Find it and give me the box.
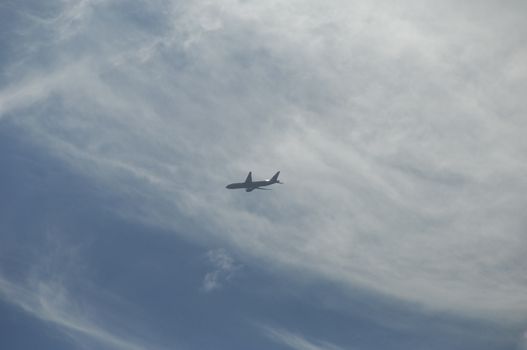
[226,180,275,190]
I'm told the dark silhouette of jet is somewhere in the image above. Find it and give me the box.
[226,171,282,192]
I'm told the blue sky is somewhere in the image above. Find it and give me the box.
[1,1,527,349]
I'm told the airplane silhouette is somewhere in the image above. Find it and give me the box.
[226,171,282,192]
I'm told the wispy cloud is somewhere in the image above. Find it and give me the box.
[263,326,346,350]
[0,275,161,350]
[518,330,527,350]
[0,229,170,350]
[202,249,241,292]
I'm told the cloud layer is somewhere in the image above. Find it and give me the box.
[1,0,526,327]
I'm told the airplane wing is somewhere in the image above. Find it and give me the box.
[247,187,271,192]
[245,172,252,184]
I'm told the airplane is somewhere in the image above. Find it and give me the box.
[226,171,282,192]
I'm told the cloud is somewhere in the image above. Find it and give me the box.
[1,0,526,326]
[202,249,241,292]
[0,275,163,350]
[0,229,170,350]
[517,330,527,350]
[263,326,345,350]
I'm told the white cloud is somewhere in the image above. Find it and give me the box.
[521,331,527,350]
[263,326,345,350]
[202,249,241,292]
[0,230,171,350]
[0,275,164,350]
[2,0,527,325]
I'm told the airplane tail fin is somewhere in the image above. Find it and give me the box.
[245,172,252,183]
[270,171,280,183]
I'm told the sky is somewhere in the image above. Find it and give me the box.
[1,0,527,349]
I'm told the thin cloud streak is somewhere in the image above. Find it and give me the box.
[0,229,171,350]
[263,326,346,350]
[0,276,161,350]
